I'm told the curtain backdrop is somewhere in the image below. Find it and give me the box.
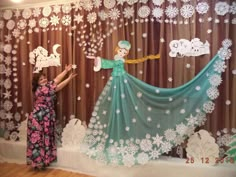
[0,0,235,155]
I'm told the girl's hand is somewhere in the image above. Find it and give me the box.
[65,64,72,72]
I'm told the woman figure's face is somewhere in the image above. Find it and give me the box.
[38,74,47,86]
[117,48,129,57]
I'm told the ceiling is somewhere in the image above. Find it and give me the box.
[0,0,72,9]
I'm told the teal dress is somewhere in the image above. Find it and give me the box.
[80,53,226,166]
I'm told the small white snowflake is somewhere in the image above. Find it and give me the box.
[207,87,219,100]
[138,6,151,18]
[214,60,227,73]
[123,7,134,19]
[87,12,97,24]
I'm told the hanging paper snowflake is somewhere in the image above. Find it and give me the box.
[165,5,179,19]
[39,17,50,28]
[138,6,151,18]
[87,12,97,24]
[3,10,13,20]
[230,2,236,14]
[33,8,41,17]
[61,4,72,14]
[215,2,230,16]
[17,19,27,30]
[42,6,52,17]
[50,15,60,26]
[109,8,120,20]
[180,4,194,18]
[152,7,164,18]
[93,0,102,8]
[203,101,215,113]
[218,47,232,60]
[196,2,209,14]
[123,7,134,19]
[53,5,61,14]
[104,0,116,9]
[82,0,93,11]
[152,0,164,6]
[61,15,71,26]
[22,8,32,19]
[222,39,232,48]
[98,10,108,21]
[6,20,15,30]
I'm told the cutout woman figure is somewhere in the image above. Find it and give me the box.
[81,40,226,166]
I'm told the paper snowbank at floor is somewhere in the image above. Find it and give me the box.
[0,119,236,177]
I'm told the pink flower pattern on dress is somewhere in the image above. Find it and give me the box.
[27,81,57,169]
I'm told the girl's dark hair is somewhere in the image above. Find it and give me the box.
[32,72,45,92]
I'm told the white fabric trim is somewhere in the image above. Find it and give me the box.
[93,57,101,72]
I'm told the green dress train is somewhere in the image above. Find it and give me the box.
[80,44,230,166]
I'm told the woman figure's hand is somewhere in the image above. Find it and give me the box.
[87,56,99,66]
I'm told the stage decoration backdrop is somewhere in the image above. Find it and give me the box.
[0,0,235,159]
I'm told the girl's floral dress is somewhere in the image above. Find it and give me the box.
[27,81,57,168]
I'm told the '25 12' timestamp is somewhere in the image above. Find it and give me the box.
[186,157,235,164]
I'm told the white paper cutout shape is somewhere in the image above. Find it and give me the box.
[29,44,61,73]
[61,118,86,148]
[186,129,219,165]
[18,119,27,142]
[169,38,210,57]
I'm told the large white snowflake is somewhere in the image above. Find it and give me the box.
[39,17,49,28]
[74,13,83,24]
[222,39,232,48]
[137,152,149,164]
[61,15,71,26]
[104,0,116,9]
[164,129,176,141]
[82,0,93,11]
[152,7,163,18]
[109,8,120,20]
[230,2,236,14]
[152,134,163,147]
[3,100,13,111]
[180,4,194,18]
[214,60,227,73]
[209,74,222,87]
[32,8,41,17]
[123,154,135,167]
[53,5,61,14]
[165,5,179,19]
[50,15,60,26]
[152,0,164,6]
[215,2,230,16]
[203,101,215,113]
[149,148,161,159]
[207,87,219,100]
[93,0,102,8]
[87,12,97,23]
[123,7,134,19]
[218,47,232,60]
[138,6,151,18]
[17,19,27,30]
[22,8,32,19]
[140,139,153,152]
[196,2,209,14]
[176,123,188,136]
[62,4,72,14]
[161,142,172,153]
